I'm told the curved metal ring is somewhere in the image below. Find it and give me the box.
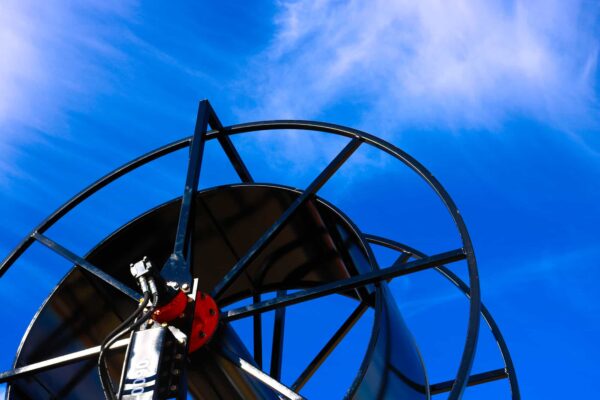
[365,234,519,399]
[0,119,481,399]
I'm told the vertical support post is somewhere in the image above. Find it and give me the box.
[270,290,286,380]
[253,293,263,369]
[161,101,210,285]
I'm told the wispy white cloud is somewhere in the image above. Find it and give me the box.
[0,0,43,125]
[244,0,599,130]
[0,0,139,189]
[0,0,138,130]
[0,0,216,187]
[493,244,600,286]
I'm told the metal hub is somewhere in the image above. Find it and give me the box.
[151,289,219,353]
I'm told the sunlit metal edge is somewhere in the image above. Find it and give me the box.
[0,338,129,384]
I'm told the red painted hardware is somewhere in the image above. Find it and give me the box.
[152,290,187,323]
[189,292,219,353]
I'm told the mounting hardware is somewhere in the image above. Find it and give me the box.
[129,257,152,279]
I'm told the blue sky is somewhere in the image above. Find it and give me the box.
[0,1,599,398]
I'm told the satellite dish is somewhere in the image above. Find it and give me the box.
[0,101,518,399]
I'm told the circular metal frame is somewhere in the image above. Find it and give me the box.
[0,118,505,399]
[365,235,520,399]
[9,184,401,399]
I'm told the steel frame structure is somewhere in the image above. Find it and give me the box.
[0,100,519,399]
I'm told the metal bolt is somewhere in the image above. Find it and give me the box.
[209,308,216,316]
[161,323,168,327]
[179,313,185,319]
[181,283,190,292]
[147,319,154,326]
[199,331,206,338]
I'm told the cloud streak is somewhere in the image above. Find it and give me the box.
[0,0,138,130]
[245,0,599,130]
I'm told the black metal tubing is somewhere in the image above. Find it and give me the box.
[223,248,466,321]
[165,99,254,285]
[253,293,263,369]
[0,117,482,399]
[33,232,138,300]
[211,137,362,299]
[174,101,209,258]
[205,102,254,184]
[430,368,508,395]
[365,234,519,399]
[291,301,369,391]
[163,101,210,285]
[270,290,286,381]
